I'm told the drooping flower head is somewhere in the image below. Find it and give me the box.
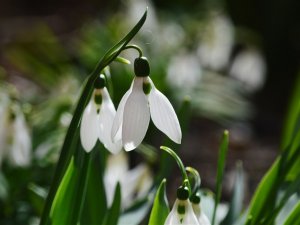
[80,74,122,154]
[111,57,182,151]
[164,186,200,225]
[191,192,211,225]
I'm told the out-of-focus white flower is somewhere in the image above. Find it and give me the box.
[229,49,266,93]
[192,203,211,225]
[0,93,31,167]
[80,75,122,154]
[167,52,202,93]
[164,199,200,225]
[104,151,153,208]
[111,57,181,151]
[197,13,234,71]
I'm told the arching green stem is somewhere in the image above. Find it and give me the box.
[186,167,201,195]
[122,44,143,58]
[160,146,191,194]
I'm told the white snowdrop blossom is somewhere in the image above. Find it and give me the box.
[197,13,234,71]
[229,49,266,93]
[111,57,182,151]
[164,199,200,225]
[104,151,153,208]
[80,75,122,154]
[192,203,211,225]
[0,93,31,167]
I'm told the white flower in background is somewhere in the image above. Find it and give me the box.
[80,75,122,154]
[197,12,234,71]
[111,57,182,151]
[104,151,153,208]
[192,202,211,225]
[229,49,266,93]
[165,199,200,225]
[167,52,202,93]
[0,92,31,167]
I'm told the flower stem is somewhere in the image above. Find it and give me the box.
[122,44,143,58]
[186,167,201,195]
[160,146,191,194]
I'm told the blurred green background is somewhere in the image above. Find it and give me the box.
[0,0,299,224]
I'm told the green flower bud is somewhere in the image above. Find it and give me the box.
[94,74,106,89]
[177,186,189,200]
[134,57,150,77]
[190,191,201,204]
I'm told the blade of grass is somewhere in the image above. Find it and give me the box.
[212,130,229,225]
[148,179,169,225]
[102,183,121,225]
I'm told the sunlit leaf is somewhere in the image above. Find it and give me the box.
[148,179,169,225]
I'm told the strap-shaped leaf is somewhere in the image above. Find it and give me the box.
[102,183,121,225]
[148,179,169,225]
[212,130,229,225]
[80,150,107,225]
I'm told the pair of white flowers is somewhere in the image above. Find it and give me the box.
[165,188,210,225]
[80,57,182,153]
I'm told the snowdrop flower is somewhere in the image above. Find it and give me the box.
[165,186,199,225]
[104,151,153,208]
[197,12,234,71]
[0,93,31,167]
[112,57,182,151]
[80,75,122,154]
[229,49,266,93]
[191,194,211,225]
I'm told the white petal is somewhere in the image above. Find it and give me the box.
[9,111,31,167]
[165,199,200,225]
[148,78,182,144]
[111,82,133,142]
[80,100,99,152]
[122,77,150,151]
[104,151,129,207]
[192,203,211,225]
[98,88,122,154]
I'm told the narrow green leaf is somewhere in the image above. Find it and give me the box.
[103,183,121,225]
[50,147,91,225]
[148,179,169,225]
[220,161,244,225]
[80,150,107,225]
[283,201,300,225]
[212,130,229,225]
[281,71,300,150]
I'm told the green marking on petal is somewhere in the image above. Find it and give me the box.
[94,94,102,105]
[177,204,185,215]
[143,81,152,95]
